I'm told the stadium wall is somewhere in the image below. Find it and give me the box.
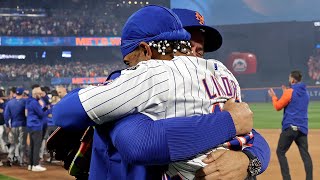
[242,86,320,102]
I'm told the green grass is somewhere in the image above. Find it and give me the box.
[0,175,18,180]
[249,101,320,129]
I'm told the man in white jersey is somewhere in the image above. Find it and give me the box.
[75,5,256,179]
[172,8,268,179]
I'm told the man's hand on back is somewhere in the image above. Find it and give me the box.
[223,99,253,135]
[195,149,249,180]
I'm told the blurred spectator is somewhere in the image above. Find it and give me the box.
[0,89,7,161]
[4,87,27,166]
[307,56,320,84]
[56,86,67,98]
[26,86,50,172]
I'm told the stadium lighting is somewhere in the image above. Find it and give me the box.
[123,1,125,3]
[128,1,132,4]
[134,1,137,4]
[140,1,143,4]
[146,2,149,5]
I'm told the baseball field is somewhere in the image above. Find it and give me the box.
[0,101,319,180]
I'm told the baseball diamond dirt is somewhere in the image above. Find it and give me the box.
[0,129,319,180]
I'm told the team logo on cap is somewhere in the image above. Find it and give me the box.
[195,12,204,25]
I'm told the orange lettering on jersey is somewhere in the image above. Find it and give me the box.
[195,12,205,25]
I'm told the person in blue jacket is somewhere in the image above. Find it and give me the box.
[4,87,27,166]
[53,5,270,180]
[268,70,313,180]
[26,86,50,172]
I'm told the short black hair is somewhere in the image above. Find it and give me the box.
[41,86,50,94]
[290,70,302,82]
[10,87,16,93]
[31,84,40,89]
[51,90,59,97]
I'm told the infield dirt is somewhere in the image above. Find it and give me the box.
[0,129,319,180]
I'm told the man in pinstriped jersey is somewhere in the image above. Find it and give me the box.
[53,5,266,180]
[79,5,252,179]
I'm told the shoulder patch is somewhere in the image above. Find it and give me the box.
[214,63,218,70]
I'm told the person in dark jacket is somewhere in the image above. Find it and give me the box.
[26,87,50,172]
[268,70,313,180]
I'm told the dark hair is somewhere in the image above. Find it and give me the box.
[41,86,50,94]
[51,90,59,97]
[290,70,302,82]
[31,84,40,89]
[10,87,16,93]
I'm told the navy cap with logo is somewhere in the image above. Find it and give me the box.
[172,8,222,52]
[16,87,24,95]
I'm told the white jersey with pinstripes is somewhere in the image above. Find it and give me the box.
[79,56,241,124]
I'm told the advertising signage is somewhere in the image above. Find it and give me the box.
[0,36,121,47]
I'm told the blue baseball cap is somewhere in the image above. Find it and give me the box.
[120,5,191,58]
[172,8,222,52]
[16,87,24,95]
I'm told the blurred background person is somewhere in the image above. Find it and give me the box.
[26,86,50,172]
[0,89,7,166]
[43,90,60,162]
[268,70,313,180]
[56,86,67,99]
[39,87,50,162]
[4,87,27,166]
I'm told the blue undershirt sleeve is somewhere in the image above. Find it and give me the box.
[110,112,236,165]
[243,129,270,174]
[53,88,95,130]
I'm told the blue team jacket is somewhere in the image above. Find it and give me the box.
[283,83,309,135]
[271,83,309,135]
[27,98,50,131]
[4,98,27,127]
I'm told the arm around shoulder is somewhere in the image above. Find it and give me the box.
[53,88,95,130]
[110,111,236,164]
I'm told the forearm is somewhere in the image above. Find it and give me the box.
[53,88,95,130]
[111,112,236,165]
[272,89,292,111]
[243,129,270,174]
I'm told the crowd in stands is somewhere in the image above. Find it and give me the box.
[308,55,320,84]
[0,9,122,36]
[0,62,126,81]
[0,0,147,36]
